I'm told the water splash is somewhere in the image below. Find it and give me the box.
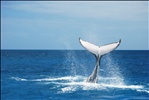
[64,51,77,76]
[64,51,88,77]
[63,49,125,86]
[101,54,125,85]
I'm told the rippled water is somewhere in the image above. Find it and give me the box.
[1,50,149,99]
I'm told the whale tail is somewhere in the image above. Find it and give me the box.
[79,38,121,83]
[79,38,121,58]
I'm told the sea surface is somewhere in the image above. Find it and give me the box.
[1,50,149,100]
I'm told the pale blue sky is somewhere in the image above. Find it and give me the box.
[1,1,148,50]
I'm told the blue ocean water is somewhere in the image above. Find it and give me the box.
[1,50,149,100]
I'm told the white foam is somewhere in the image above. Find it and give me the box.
[59,82,145,93]
[10,77,27,81]
[10,76,84,82]
[100,84,143,89]
[10,76,148,94]
[137,89,149,94]
[32,76,84,82]
[61,86,77,93]
[59,82,101,93]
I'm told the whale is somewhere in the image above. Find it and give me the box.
[79,38,121,83]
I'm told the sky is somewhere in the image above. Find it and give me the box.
[1,1,148,50]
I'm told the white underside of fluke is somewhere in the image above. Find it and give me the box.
[79,38,121,57]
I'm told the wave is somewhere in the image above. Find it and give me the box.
[10,76,148,94]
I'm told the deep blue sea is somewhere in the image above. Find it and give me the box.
[1,50,149,100]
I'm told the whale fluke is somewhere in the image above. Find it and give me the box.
[79,38,121,83]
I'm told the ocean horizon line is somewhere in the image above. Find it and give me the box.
[1,49,149,51]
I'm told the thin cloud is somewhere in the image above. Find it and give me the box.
[2,1,148,21]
